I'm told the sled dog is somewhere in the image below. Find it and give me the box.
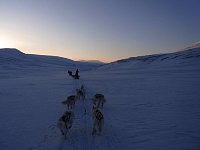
[62,95,76,109]
[80,85,86,96]
[57,111,74,138]
[93,93,106,109]
[76,88,85,100]
[92,107,104,135]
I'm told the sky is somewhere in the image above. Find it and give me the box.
[0,0,200,62]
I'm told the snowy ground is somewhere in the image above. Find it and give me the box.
[1,49,200,150]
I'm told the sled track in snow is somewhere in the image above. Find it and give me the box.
[105,129,122,150]
[103,105,126,150]
[30,76,123,150]
[73,79,123,150]
[29,123,80,150]
[57,131,79,150]
[29,124,58,150]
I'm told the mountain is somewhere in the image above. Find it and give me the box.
[1,45,200,150]
[0,48,102,78]
[1,43,200,77]
[98,44,200,71]
[0,48,73,67]
[0,48,104,68]
[79,59,105,64]
[185,41,200,49]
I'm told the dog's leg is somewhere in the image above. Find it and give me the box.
[102,100,104,108]
[92,128,96,135]
[61,129,64,135]
[64,128,68,139]
[100,100,103,108]
[99,119,104,135]
[92,121,97,135]
[97,120,100,134]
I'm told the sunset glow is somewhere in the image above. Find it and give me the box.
[0,0,200,62]
[0,37,11,49]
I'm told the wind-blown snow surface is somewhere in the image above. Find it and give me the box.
[0,48,200,150]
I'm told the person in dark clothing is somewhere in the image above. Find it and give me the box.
[75,69,79,79]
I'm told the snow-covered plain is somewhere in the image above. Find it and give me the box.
[0,47,200,150]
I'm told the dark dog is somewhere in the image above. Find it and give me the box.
[93,93,106,109]
[76,87,85,100]
[57,111,74,138]
[62,95,76,110]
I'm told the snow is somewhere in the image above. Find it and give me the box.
[0,48,102,79]
[0,48,200,150]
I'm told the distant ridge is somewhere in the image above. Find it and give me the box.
[186,41,200,49]
[111,41,200,64]
[79,60,105,64]
[97,42,200,71]
[0,48,24,55]
[0,48,102,72]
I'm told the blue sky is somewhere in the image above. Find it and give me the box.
[0,0,200,62]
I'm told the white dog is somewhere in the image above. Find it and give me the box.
[62,95,76,110]
[93,93,106,109]
[92,107,104,135]
[57,111,74,138]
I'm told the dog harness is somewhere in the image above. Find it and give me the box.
[96,110,103,120]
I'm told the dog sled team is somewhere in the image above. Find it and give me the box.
[57,84,106,138]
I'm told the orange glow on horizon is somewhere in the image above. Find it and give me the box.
[0,35,122,63]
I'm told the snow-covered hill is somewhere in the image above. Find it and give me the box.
[0,46,200,150]
[0,48,72,66]
[98,46,200,71]
[0,48,102,78]
[185,41,200,49]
